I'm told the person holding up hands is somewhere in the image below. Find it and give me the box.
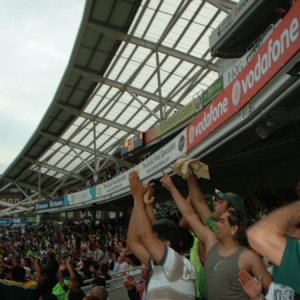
[127,170,196,300]
[161,171,271,300]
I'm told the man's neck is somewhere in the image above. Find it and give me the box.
[219,238,241,256]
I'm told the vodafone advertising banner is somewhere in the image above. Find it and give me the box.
[187,1,300,151]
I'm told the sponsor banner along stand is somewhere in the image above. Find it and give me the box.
[187,1,300,151]
[95,131,187,201]
[65,188,93,206]
[140,131,187,178]
[98,171,130,200]
[35,200,49,211]
[145,101,196,144]
[48,197,64,209]
[222,23,276,88]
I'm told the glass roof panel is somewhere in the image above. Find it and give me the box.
[7,0,235,200]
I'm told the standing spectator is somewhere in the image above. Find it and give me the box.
[127,171,196,299]
[40,250,59,294]
[161,172,272,300]
[90,285,108,300]
[0,259,41,299]
[246,200,300,299]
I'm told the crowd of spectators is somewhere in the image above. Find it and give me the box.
[0,219,139,299]
[0,166,299,300]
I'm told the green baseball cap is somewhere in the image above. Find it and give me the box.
[152,218,177,228]
[215,189,246,213]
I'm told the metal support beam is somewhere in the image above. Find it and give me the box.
[0,191,39,216]
[155,51,164,120]
[57,103,133,133]
[0,182,12,193]
[72,66,183,109]
[87,22,218,72]
[206,0,236,12]
[0,200,27,210]
[41,131,134,168]
[93,121,99,182]
[16,184,29,199]
[1,177,46,194]
[50,176,68,197]
[38,165,42,202]
[127,90,160,121]
[70,146,95,173]
[23,156,85,182]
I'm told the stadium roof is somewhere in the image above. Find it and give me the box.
[0,0,238,215]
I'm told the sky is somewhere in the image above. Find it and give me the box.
[0,0,86,174]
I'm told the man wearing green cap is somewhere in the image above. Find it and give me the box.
[161,172,271,300]
[187,173,246,234]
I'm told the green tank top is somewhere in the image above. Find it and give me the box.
[205,243,249,300]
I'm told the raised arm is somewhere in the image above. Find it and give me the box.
[129,171,165,264]
[144,183,156,223]
[247,200,300,266]
[126,204,150,266]
[161,172,217,253]
[65,260,77,289]
[187,172,212,223]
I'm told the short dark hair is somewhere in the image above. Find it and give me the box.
[39,294,58,300]
[227,209,248,245]
[92,277,106,287]
[153,223,193,254]
[68,288,85,300]
[10,266,26,282]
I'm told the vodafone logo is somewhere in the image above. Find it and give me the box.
[188,98,228,145]
[232,80,241,106]
[187,3,300,151]
[189,126,195,144]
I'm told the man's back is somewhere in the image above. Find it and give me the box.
[146,247,196,300]
[0,279,40,300]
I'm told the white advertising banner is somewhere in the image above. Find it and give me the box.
[96,171,130,199]
[66,189,93,205]
[223,23,276,88]
[209,0,255,49]
[93,130,187,201]
[139,130,187,178]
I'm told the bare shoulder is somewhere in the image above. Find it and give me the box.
[239,248,261,269]
[241,248,259,259]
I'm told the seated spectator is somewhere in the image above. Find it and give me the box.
[0,261,41,299]
[123,263,148,300]
[91,277,106,288]
[83,296,99,300]
[39,294,58,300]
[90,286,108,300]
[123,275,140,300]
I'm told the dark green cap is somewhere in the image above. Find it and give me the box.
[215,189,246,213]
[152,218,177,228]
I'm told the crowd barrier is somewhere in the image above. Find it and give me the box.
[81,266,141,299]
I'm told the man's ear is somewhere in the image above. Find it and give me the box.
[231,225,238,236]
[164,240,171,247]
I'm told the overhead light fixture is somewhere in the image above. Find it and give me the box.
[287,61,300,77]
[256,124,269,139]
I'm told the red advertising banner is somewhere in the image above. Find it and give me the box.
[187,1,300,151]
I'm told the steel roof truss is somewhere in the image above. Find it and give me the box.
[23,156,85,182]
[86,22,218,72]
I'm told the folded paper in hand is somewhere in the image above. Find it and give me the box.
[172,155,210,180]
